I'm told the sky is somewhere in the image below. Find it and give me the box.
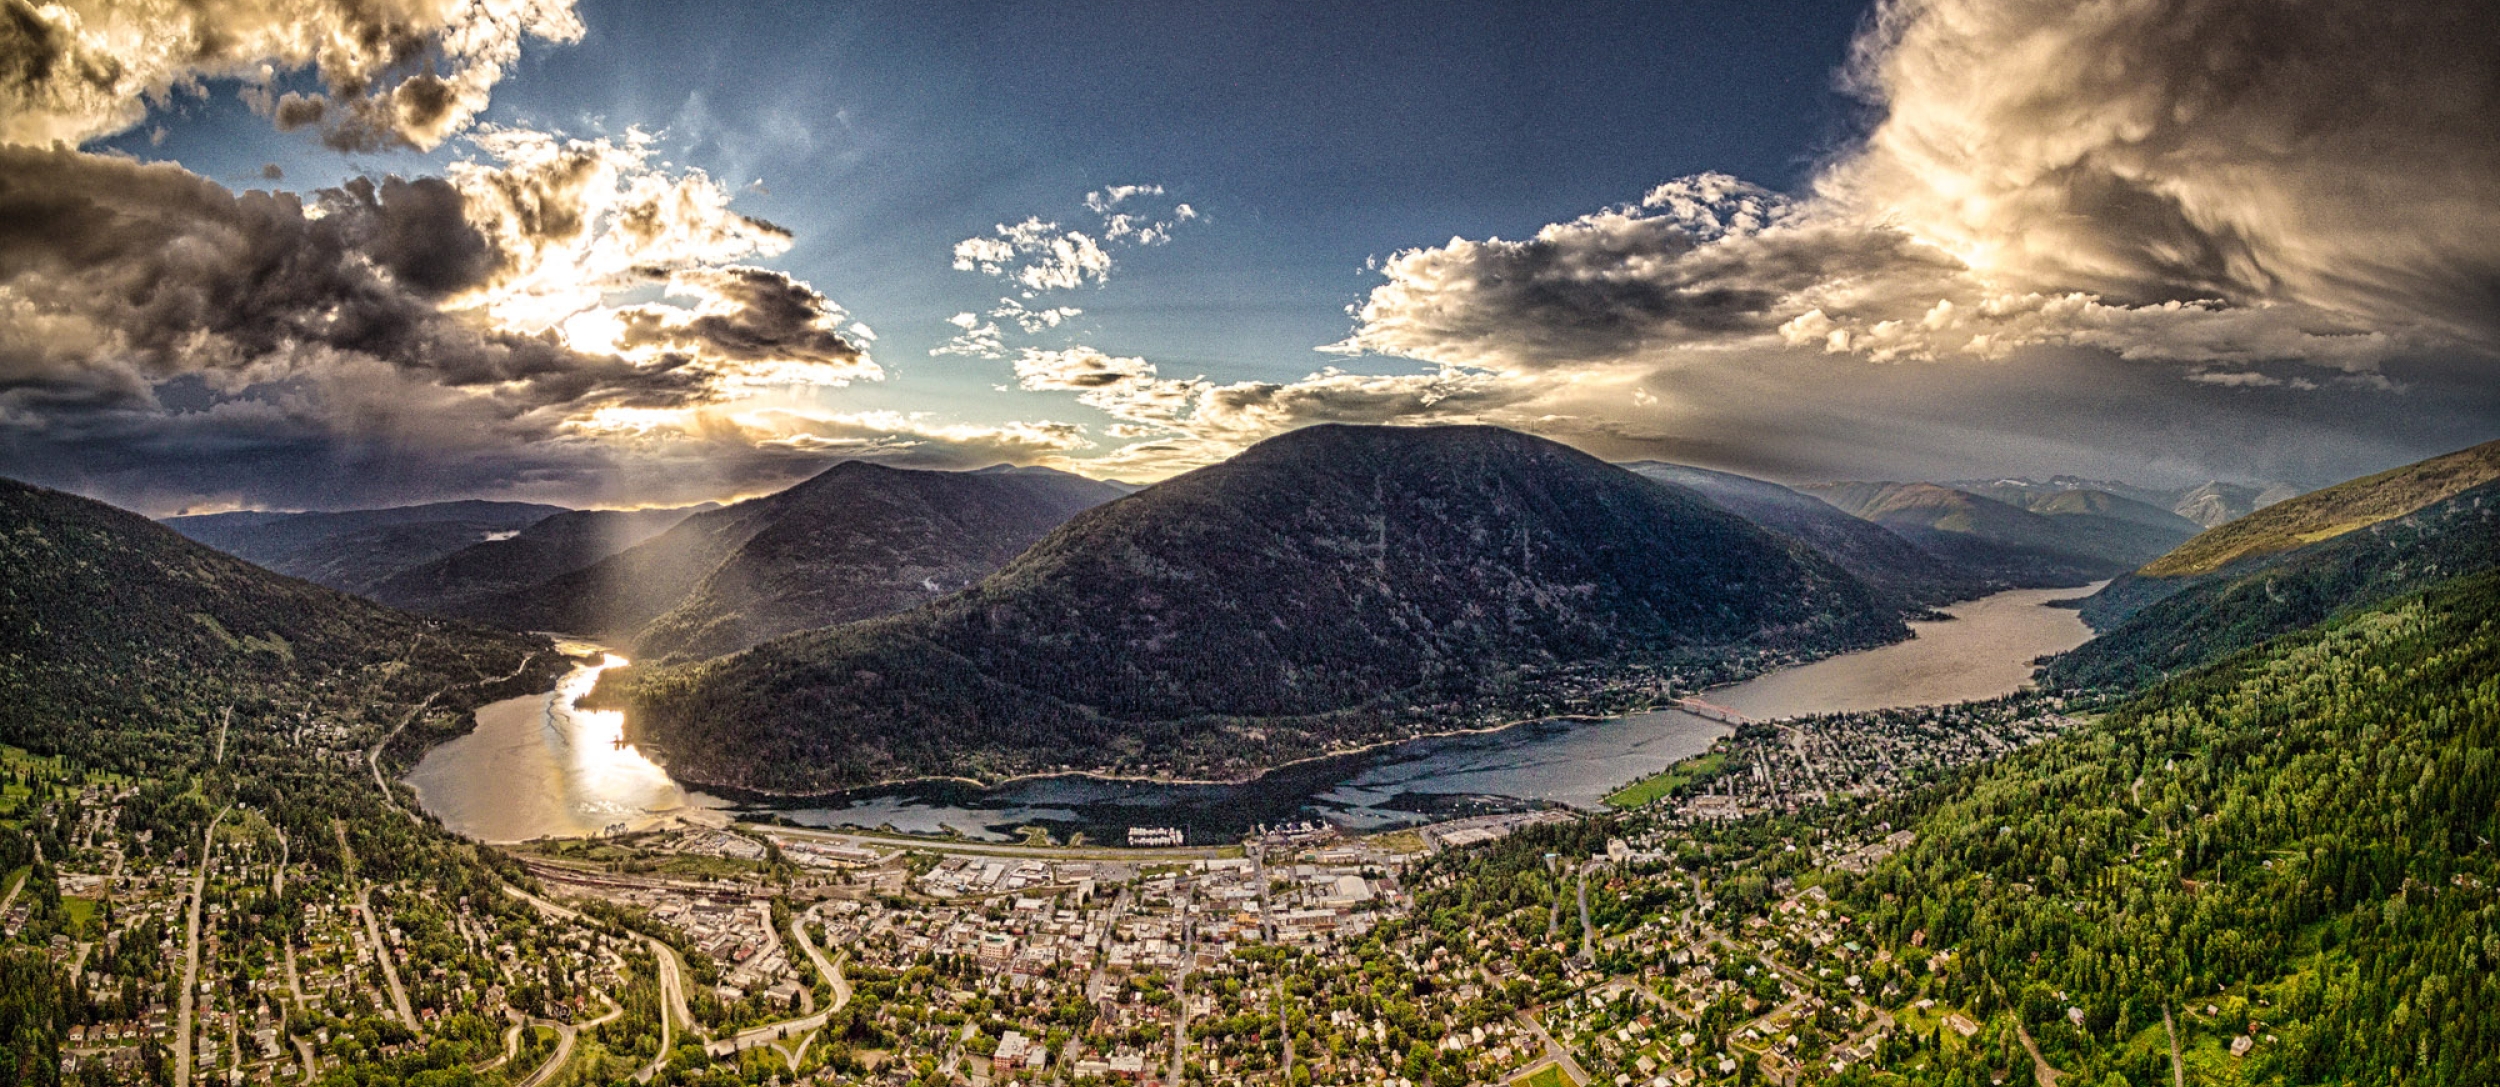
[2,0,2495,514]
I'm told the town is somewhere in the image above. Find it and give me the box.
[3,690,2113,1087]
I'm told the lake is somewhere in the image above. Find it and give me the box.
[408,585,2099,843]
[403,641,717,843]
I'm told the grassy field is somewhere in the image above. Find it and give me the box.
[1364,829,1430,856]
[60,895,97,935]
[1602,751,1728,809]
[1513,1061,1571,1087]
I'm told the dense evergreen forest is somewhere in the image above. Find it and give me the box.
[1853,569,2500,1085]
[2048,481,2500,690]
[1417,570,2500,1085]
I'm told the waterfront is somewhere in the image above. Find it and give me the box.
[410,585,2099,842]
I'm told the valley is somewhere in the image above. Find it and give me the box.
[4,428,2494,1087]
[396,582,2095,846]
[4,1,2488,1082]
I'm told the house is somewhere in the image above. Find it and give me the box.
[993,1030,1046,1075]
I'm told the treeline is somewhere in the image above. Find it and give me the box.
[2051,478,2500,690]
[1844,569,2500,1084]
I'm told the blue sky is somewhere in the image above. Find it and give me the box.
[101,0,1870,417]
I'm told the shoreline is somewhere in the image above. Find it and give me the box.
[669,702,1710,805]
[411,583,2093,841]
[685,580,2094,806]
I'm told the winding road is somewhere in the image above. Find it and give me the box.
[703,906,856,1064]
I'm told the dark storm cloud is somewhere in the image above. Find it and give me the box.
[615,267,870,379]
[1832,0,2500,340]
[0,137,911,511]
[1331,176,1962,368]
[0,144,696,413]
[1339,0,2500,373]
[1590,349,2500,492]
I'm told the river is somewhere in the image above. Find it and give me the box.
[408,585,2098,843]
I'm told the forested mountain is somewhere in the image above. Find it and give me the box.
[163,500,568,596]
[1855,568,2500,1085]
[1795,481,2193,586]
[0,477,560,771]
[2136,437,2500,579]
[2047,479,2500,689]
[1620,462,1987,606]
[366,504,706,616]
[458,463,1127,661]
[2079,437,2500,630]
[616,425,1907,793]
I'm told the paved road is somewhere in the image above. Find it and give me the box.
[1512,1007,1593,1086]
[634,936,701,1084]
[354,882,420,1032]
[365,691,441,814]
[517,991,625,1087]
[1170,887,1196,1084]
[291,1037,317,1083]
[283,941,315,1082]
[176,805,232,1086]
[1251,849,1293,1083]
[1578,863,1598,963]
[757,822,1223,862]
[791,906,854,1009]
[2015,1017,2065,1087]
[707,950,845,1065]
[365,648,540,818]
[491,885,683,1087]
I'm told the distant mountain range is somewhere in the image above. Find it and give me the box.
[1619,462,1987,606]
[1940,475,2299,529]
[1794,480,2201,587]
[2135,439,2500,579]
[614,425,1910,793]
[453,463,1129,663]
[164,500,571,596]
[367,505,711,617]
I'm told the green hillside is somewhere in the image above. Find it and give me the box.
[0,477,561,773]
[1853,567,2500,1084]
[2049,480,2500,689]
[164,500,567,595]
[456,462,1125,662]
[2139,438,2500,577]
[367,504,704,616]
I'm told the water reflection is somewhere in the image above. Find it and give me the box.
[409,586,2098,844]
[405,642,718,842]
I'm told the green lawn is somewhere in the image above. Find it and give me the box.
[1602,751,1728,809]
[1513,1061,1571,1087]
